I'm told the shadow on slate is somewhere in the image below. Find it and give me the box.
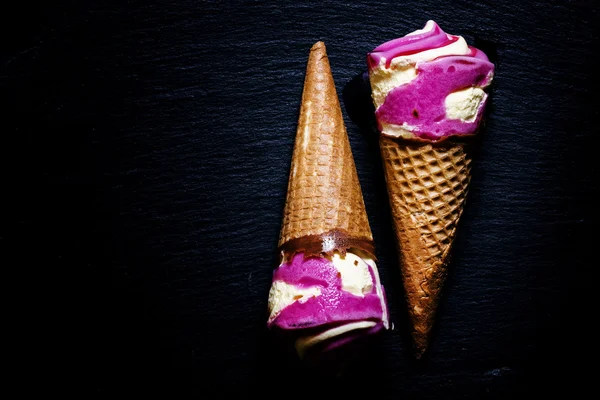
[341,71,416,360]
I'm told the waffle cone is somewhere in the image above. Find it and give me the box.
[278,42,372,253]
[379,135,473,358]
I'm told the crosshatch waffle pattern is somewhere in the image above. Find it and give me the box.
[278,42,372,248]
[379,135,472,356]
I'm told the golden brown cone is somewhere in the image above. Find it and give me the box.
[379,135,472,358]
[279,42,372,250]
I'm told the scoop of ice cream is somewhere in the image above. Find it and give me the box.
[267,249,389,361]
[367,20,495,141]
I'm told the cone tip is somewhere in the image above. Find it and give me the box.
[305,41,329,76]
[412,329,430,359]
[414,346,426,360]
[311,41,326,51]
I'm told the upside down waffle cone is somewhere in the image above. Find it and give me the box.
[279,42,373,254]
[379,135,472,358]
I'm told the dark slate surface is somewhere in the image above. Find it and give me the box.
[5,0,597,397]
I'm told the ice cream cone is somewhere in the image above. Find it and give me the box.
[379,135,472,358]
[367,20,494,358]
[267,42,389,369]
[279,41,373,258]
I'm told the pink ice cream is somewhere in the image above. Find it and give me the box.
[267,250,389,362]
[367,20,494,141]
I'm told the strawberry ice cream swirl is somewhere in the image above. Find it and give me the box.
[267,249,389,360]
[367,20,495,141]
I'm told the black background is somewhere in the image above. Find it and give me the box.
[5,0,597,397]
